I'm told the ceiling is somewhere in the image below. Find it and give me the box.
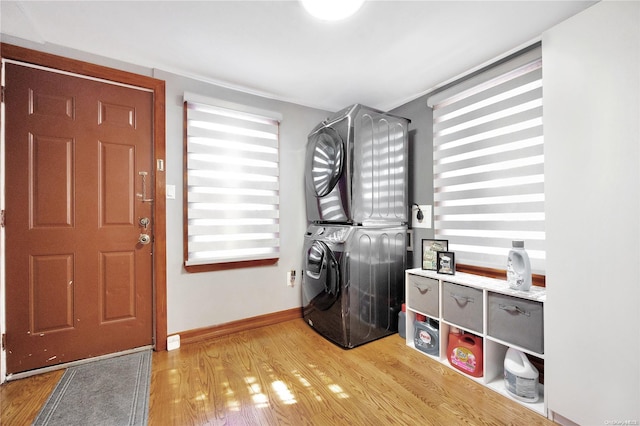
[1,0,597,112]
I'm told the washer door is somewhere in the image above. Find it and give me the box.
[307,127,344,197]
[304,240,340,310]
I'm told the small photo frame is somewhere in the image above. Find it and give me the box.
[421,239,448,270]
[437,251,455,275]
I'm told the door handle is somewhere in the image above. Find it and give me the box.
[136,172,154,203]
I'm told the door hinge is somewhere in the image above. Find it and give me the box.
[1,86,5,103]
[1,210,5,228]
[1,333,6,351]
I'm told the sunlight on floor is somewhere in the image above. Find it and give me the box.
[292,369,324,402]
[271,380,296,405]
[209,363,352,410]
[223,381,240,412]
[328,384,349,399]
[245,376,270,408]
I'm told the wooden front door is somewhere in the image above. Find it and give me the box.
[4,62,154,374]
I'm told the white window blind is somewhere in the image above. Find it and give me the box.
[430,47,545,274]
[184,100,280,267]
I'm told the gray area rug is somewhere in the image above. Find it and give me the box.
[33,350,152,426]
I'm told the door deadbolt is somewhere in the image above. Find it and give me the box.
[139,217,150,228]
[138,234,151,245]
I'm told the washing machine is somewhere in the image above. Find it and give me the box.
[304,104,410,225]
[302,223,406,348]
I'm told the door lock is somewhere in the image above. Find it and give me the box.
[138,234,151,245]
[139,217,150,229]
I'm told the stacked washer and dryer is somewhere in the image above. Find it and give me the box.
[302,104,410,348]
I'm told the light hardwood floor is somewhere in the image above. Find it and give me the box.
[1,319,553,425]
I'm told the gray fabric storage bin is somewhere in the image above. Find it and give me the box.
[487,292,544,354]
[407,275,439,317]
[442,281,483,333]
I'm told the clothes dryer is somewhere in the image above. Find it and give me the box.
[304,104,409,225]
[302,224,406,348]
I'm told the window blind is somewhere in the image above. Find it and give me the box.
[430,48,545,273]
[184,100,280,267]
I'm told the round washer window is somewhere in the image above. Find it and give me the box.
[305,240,340,310]
[310,127,343,197]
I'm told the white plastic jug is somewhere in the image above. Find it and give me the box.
[507,240,532,291]
[504,347,539,403]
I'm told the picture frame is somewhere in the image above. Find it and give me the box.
[421,239,448,270]
[437,251,455,275]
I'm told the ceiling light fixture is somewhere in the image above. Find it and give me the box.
[301,0,366,21]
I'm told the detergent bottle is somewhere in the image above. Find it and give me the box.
[447,331,483,377]
[507,240,532,291]
[414,315,439,356]
[398,304,406,339]
[504,348,539,403]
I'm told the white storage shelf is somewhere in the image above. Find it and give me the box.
[405,268,547,417]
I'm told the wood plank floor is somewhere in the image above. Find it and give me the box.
[1,319,553,425]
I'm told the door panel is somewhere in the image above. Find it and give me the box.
[100,251,136,322]
[5,62,154,374]
[31,135,75,227]
[100,141,135,226]
[30,254,75,332]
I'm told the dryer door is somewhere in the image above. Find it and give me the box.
[303,240,340,310]
[306,127,344,197]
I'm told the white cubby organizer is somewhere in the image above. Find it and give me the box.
[404,268,547,417]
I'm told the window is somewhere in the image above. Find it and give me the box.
[428,45,545,274]
[184,96,281,271]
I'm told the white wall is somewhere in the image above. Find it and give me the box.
[154,70,329,334]
[543,1,640,423]
[391,99,435,269]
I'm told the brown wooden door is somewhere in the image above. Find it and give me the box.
[4,62,154,374]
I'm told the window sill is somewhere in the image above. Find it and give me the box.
[184,258,279,273]
[456,263,546,287]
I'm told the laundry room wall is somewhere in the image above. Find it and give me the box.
[391,99,435,269]
[155,69,330,334]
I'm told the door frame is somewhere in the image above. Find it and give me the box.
[0,43,167,381]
